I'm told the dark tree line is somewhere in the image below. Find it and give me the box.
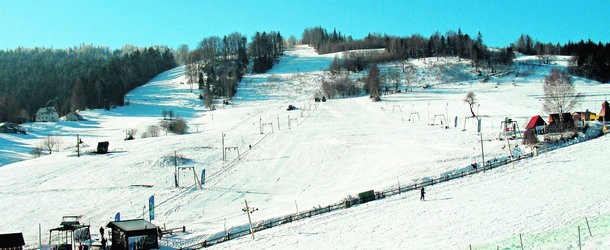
[249,31,284,73]
[184,31,284,108]
[302,26,387,54]
[385,30,514,70]
[564,40,610,83]
[185,33,249,107]
[0,46,175,122]
[317,28,514,74]
[512,34,610,83]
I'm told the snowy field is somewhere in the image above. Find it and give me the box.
[0,45,609,249]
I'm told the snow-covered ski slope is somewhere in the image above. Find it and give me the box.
[0,45,609,249]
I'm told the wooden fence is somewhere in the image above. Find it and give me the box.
[182,132,605,249]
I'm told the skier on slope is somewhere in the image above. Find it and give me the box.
[420,187,425,201]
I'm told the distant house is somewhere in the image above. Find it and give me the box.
[65,112,84,121]
[547,113,576,132]
[598,101,610,122]
[573,111,597,122]
[0,232,25,250]
[106,219,159,250]
[0,123,26,134]
[35,107,59,122]
[525,115,547,135]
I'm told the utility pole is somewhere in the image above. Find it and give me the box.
[242,199,257,239]
[445,103,449,127]
[222,133,226,161]
[260,116,263,134]
[480,133,485,168]
[506,138,515,168]
[277,115,280,130]
[77,134,80,157]
[174,151,178,187]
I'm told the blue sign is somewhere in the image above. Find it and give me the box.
[201,169,206,185]
[115,212,120,221]
[149,195,155,221]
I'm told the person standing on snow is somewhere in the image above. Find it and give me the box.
[420,187,425,201]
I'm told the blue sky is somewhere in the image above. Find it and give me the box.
[1,0,608,50]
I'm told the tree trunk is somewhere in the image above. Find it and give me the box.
[469,104,476,117]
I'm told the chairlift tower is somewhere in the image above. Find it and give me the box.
[499,118,522,140]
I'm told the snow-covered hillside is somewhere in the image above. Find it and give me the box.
[0,45,609,249]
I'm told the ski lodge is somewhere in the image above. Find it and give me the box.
[106,219,159,250]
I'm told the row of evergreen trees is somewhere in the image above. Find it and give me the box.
[183,33,249,108]
[512,35,610,83]
[302,26,386,54]
[564,40,610,83]
[311,27,515,74]
[250,31,284,73]
[0,46,175,122]
[183,31,284,108]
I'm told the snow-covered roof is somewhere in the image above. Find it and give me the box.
[107,219,157,232]
[36,106,58,115]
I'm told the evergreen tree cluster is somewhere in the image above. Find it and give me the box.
[386,30,514,69]
[302,26,386,54]
[513,35,610,83]
[249,31,284,73]
[320,28,514,73]
[185,33,249,105]
[0,46,175,122]
[564,40,610,83]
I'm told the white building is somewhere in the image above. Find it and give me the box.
[35,107,59,122]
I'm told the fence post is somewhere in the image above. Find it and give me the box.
[585,217,592,236]
[578,226,581,250]
[398,179,401,194]
[520,233,524,249]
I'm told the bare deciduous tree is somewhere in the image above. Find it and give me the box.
[464,91,477,117]
[404,61,417,92]
[41,136,60,154]
[543,68,581,129]
[30,145,42,158]
[125,128,137,140]
[368,64,381,101]
[141,125,160,138]
[329,55,341,75]
[383,67,401,92]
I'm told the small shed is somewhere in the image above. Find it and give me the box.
[0,232,25,250]
[358,190,376,204]
[106,219,159,250]
[97,141,109,154]
[572,110,597,122]
[599,101,610,122]
[525,115,547,135]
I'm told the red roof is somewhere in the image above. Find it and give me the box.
[525,115,546,129]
